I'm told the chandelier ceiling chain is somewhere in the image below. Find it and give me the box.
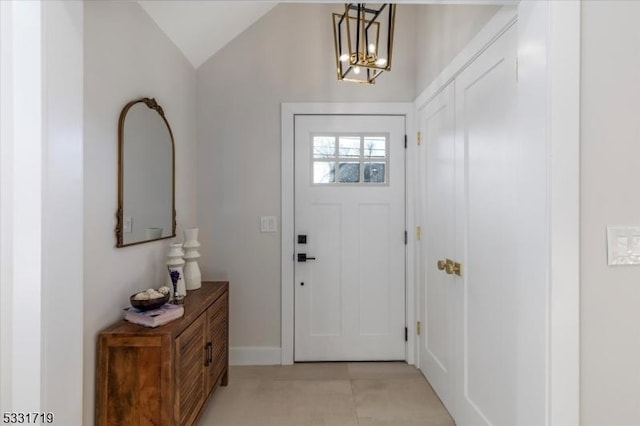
[333,3,396,85]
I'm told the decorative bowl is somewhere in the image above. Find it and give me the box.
[130,293,170,311]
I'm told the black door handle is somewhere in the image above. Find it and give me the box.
[297,253,317,262]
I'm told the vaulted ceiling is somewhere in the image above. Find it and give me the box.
[138,1,279,69]
[138,1,511,69]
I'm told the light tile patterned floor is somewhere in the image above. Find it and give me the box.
[198,362,454,426]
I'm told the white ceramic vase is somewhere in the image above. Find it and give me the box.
[166,243,186,300]
[183,228,202,290]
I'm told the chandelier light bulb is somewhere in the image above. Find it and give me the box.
[375,58,387,66]
[339,54,350,62]
[368,43,376,53]
[353,66,361,75]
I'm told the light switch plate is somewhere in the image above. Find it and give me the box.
[260,216,277,233]
[124,216,132,233]
[606,226,640,265]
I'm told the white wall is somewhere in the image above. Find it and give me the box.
[414,4,500,97]
[0,2,84,423]
[41,1,84,424]
[83,1,197,425]
[0,0,15,411]
[196,3,418,353]
[1,0,44,414]
[581,2,640,425]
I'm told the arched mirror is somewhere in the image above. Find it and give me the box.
[116,97,176,247]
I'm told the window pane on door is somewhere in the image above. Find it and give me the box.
[364,136,386,158]
[338,162,360,183]
[314,162,335,183]
[313,136,336,159]
[364,162,386,183]
[338,137,361,158]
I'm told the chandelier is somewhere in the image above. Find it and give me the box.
[333,3,396,84]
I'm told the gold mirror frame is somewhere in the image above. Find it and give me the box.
[116,97,176,247]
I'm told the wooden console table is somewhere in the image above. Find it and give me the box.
[96,281,229,426]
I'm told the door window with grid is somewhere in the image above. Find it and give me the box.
[312,134,389,185]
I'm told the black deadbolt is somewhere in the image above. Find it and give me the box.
[298,235,307,244]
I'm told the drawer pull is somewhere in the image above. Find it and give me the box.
[204,342,212,366]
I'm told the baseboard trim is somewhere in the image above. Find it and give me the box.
[229,346,282,366]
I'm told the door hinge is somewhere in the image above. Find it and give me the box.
[404,134,407,148]
[417,321,421,336]
[416,226,422,240]
[405,327,408,341]
[404,231,408,245]
[417,131,422,146]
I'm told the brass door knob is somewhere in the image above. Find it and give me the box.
[437,260,447,271]
[453,261,462,277]
[445,259,455,275]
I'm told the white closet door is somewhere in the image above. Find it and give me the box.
[418,82,456,414]
[453,24,518,426]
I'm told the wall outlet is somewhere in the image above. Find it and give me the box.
[607,226,640,265]
[260,216,277,233]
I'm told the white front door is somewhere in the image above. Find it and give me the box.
[294,115,406,361]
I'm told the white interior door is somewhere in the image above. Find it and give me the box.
[418,82,456,413]
[454,24,518,426]
[294,115,406,361]
[418,23,518,426]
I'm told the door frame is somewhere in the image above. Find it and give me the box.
[414,2,580,426]
[281,103,416,365]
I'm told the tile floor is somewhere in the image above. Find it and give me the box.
[198,362,455,426]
